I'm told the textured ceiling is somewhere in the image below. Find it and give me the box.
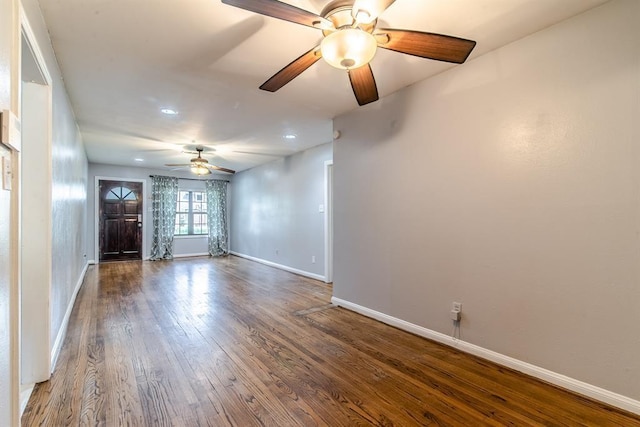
[37,0,609,174]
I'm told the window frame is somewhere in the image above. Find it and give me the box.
[174,189,208,236]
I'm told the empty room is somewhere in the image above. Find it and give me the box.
[0,0,639,425]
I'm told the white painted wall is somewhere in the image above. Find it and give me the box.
[20,82,52,383]
[333,0,639,402]
[230,142,333,280]
[87,163,228,260]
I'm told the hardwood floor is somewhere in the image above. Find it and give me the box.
[23,256,640,426]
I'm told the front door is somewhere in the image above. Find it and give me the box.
[99,180,143,261]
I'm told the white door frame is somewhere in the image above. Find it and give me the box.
[19,4,54,416]
[324,160,333,283]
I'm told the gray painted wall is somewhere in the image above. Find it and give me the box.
[21,0,89,364]
[87,163,228,260]
[230,142,332,279]
[333,0,639,399]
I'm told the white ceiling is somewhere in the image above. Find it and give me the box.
[37,0,609,174]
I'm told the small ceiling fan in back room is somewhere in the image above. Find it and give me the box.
[165,147,236,175]
[221,0,477,106]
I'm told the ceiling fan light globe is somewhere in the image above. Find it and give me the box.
[320,28,377,70]
[191,164,210,175]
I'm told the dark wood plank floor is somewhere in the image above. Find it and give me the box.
[23,256,640,426]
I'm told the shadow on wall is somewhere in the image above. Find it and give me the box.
[338,88,411,145]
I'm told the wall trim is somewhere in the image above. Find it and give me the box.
[331,296,640,415]
[19,385,34,417]
[20,6,52,86]
[230,251,325,282]
[173,252,209,259]
[50,262,89,371]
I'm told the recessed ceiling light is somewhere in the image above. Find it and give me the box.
[284,134,296,139]
[134,158,144,162]
[160,108,178,115]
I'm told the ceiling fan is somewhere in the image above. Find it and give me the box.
[221,0,476,106]
[165,147,236,175]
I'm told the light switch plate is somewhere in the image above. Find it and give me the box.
[2,156,11,191]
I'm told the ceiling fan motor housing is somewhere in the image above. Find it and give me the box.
[191,147,208,164]
[321,0,376,36]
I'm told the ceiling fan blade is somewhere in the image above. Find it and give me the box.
[377,29,476,63]
[348,64,379,106]
[221,0,332,29]
[165,163,192,167]
[260,47,321,92]
[206,164,236,174]
[352,0,396,24]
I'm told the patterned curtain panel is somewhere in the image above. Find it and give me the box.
[205,180,229,257]
[150,176,179,260]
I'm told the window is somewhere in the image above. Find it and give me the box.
[105,186,137,200]
[174,190,207,235]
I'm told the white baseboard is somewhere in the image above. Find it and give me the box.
[50,261,89,371]
[331,297,640,415]
[94,255,207,262]
[19,384,34,416]
[173,252,210,259]
[230,251,325,282]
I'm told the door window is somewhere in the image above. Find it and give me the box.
[105,186,138,200]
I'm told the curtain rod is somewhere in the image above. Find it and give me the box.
[149,175,229,183]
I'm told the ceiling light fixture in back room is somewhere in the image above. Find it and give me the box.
[220,0,476,106]
[165,147,236,175]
